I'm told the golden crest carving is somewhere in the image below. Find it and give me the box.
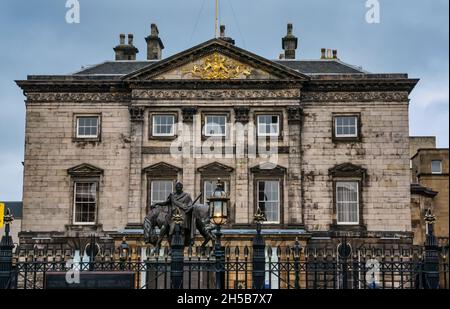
[182,53,252,80]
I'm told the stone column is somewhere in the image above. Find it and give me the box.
[127,106,145,228]
[287,106,303,225]
[234,107,250,224]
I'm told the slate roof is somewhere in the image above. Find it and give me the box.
[73,59,367,76]
[274,60,366,74]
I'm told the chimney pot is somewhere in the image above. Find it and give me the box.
[114,33,138,61]
[146,23,164,60]
[332,49,338,59]
[218,24,235,45]
[282,23,298,60]
[151,23,159,36]
[287,23,293,35]
[327,49,332,59]
[321,48,326,59]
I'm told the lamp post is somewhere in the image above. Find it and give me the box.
[119,237,129,270]
[423,209,439,289]
[171,207,184,289]
[0,208,14,289]
[208,179,229,289]
[253,207,266,289]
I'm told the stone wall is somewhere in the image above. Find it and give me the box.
[21,101,131,233]
[301,100,412,233]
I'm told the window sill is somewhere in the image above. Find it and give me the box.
[72,137,101,143]
[329,223,366,232]
[149,135,178,141]
[65,224,103,232]
[332,137,361,143]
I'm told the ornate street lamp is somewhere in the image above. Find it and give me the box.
[119,237,129,269]
[208,179,229,226]
[208,178,229,289]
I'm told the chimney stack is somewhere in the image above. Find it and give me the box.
[218,25,235,45]
[332,49,338,59]
[282,23,298,60]
[321,48,339,60]
[113,33,139,60]
[145,23,165,60]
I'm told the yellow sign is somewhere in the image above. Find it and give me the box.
[0,203,4,228]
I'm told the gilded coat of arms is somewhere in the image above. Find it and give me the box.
[183,53,252,80]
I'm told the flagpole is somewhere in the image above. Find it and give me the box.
[215,0,219,38]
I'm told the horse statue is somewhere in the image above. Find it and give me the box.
[143,182,215,251]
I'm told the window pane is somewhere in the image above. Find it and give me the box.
[431,161,442,174]
[153,115,174,136]
[151,180,173,204]
[258,115,279,136]
[77,117,98,138]
[205,115,226,136]
[74,182,96,223]
[257,181,279,222]
[336,182,358,224]
[335,116,357,137]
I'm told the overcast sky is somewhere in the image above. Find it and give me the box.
[0,0,448,201]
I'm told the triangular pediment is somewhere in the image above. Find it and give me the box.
[329,163,367,177]
[143,162,182,177]
[68,163,103,177]
[197,162,234,175]
[123,39,309,81]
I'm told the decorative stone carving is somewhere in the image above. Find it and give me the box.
[301,91,409,103]
[68,163,104,177]
[328,163,367,178]
[27,92,131,103]
[197,162,234,175]
[182,107,198,123]
[132,89,300,100]
[287,106,303,123]
[234,106,250,123]
[250,163,286,176]
[143,162,182,177]
[129,106,145,122]
[181,52,252,80]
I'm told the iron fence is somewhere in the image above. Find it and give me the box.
[0,208,448,289]
[4,242,448,289]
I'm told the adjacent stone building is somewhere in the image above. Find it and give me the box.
[16,23,419,251]
[410,137,449,246]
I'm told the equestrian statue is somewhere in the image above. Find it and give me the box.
[143,182,215,250]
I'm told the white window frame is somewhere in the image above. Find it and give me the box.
[257,115,280,137]
[334,116,358,138]
[152,115,175,137]
[336,181,359,225]
[204,115,227,137]
[431,160,443,174]
[76,116,100,139]
[257,180,281,224]
[73,182,97,225]
[150,180,174,205]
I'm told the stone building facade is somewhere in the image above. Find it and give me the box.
[16,24,418,250]
[410,137,449,246]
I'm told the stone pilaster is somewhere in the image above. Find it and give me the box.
[127,106,145,228]
[234,110,250,224]
[287,106,303,225]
